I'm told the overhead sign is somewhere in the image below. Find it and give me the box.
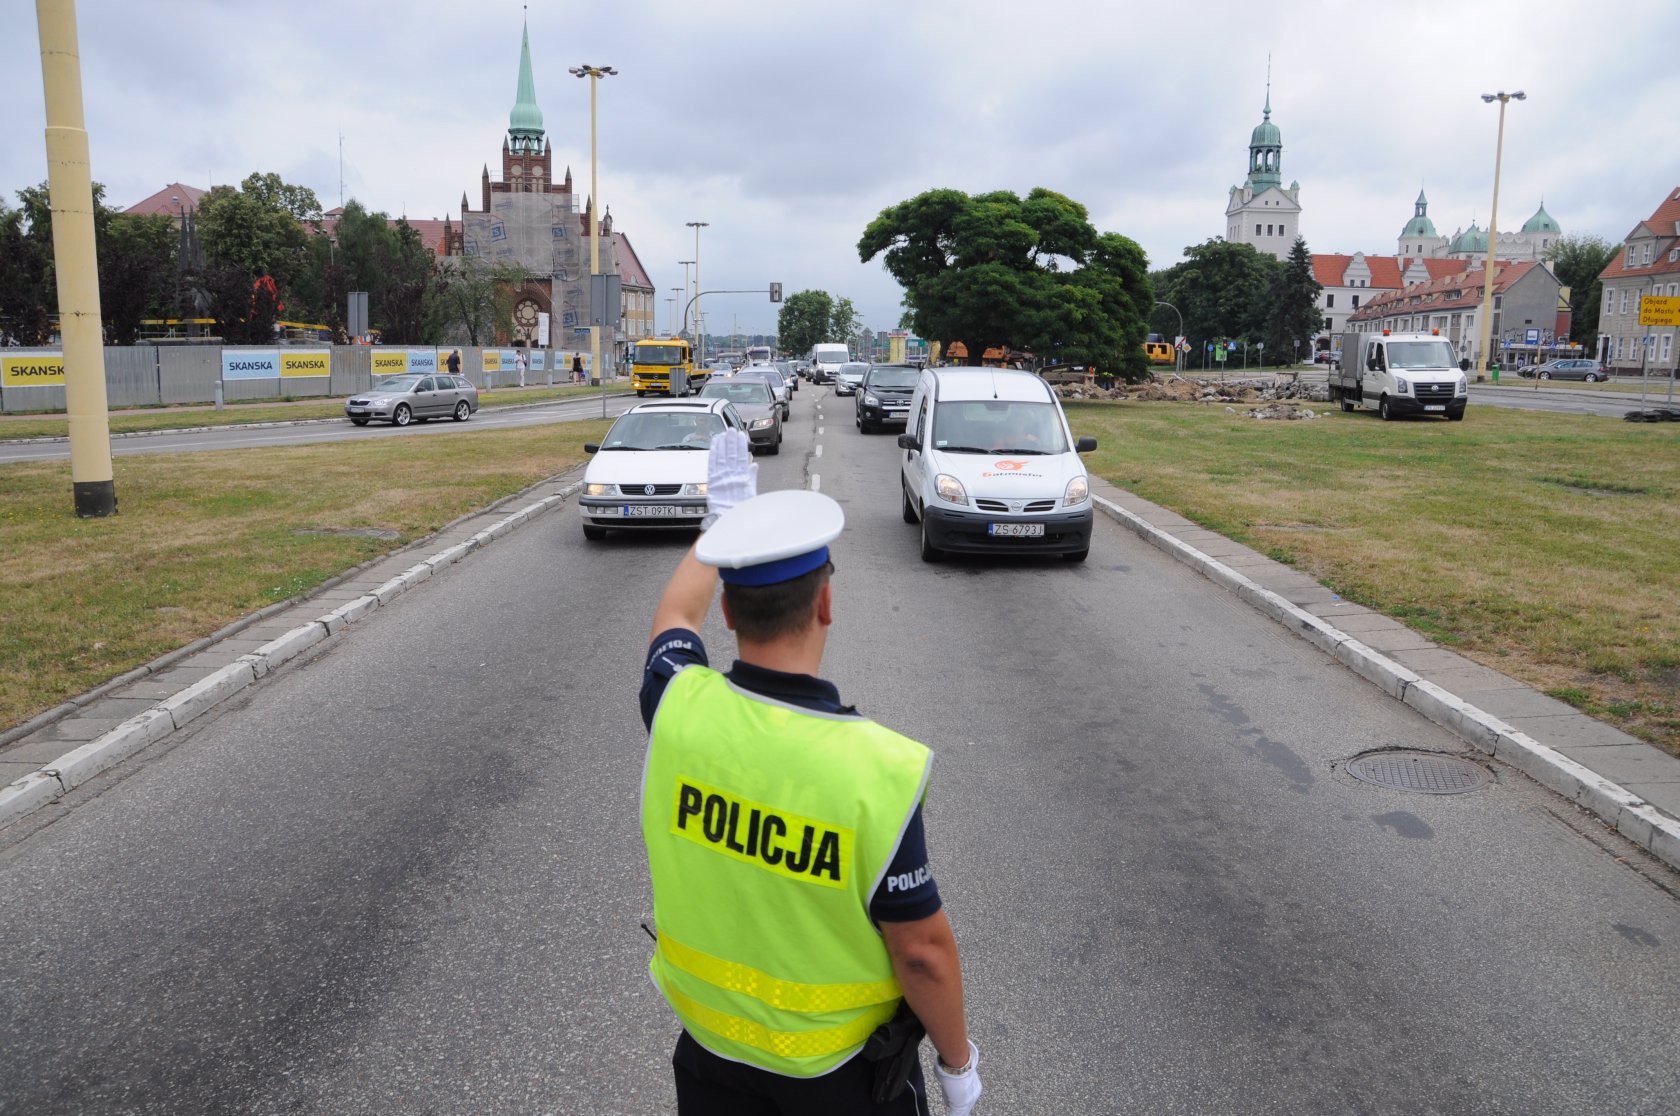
[1,351,66,387]
[279,349,331,378]
[1640,295,1680,327]
[222,349,280,380]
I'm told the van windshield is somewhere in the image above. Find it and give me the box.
[1387,341,1458,370]
[932,400,1068,454]
[636,345,686,366]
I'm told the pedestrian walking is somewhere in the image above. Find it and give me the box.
[638,430,982,1115]
[447,349,461,375]
[516,348,528,387]
[573,353,585,384]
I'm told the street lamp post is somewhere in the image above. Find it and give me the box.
[1473,90,1524,382]
[686,221,708,362]
[570,63,617,388]
[666,291,679,337]
[1156,299,1184,374]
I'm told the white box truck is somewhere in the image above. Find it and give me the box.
[1330,331,1468,421]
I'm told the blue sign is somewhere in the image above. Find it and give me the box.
[1525,328,1541,345]
[221,349,280,380]
[406,349,438,374]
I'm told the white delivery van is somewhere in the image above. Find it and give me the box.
[810,343,850,384]
[897,368,1097,562]
[1330,330,1468,421]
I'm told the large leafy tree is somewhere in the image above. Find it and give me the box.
[99,212,177,344]
[776,289,835,356]
[1152,239,1283,368]
[1545,234,1618,351]
[830,296,862,350]
[0,192,55,345]
[330,202,439,343]
[858,187,1152,379]
[196,175,314,292]
[435,257,529,346]
[1262,237,1324,366]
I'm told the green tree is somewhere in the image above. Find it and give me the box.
[858,187,1152,379]
[436,257,528,346]
[98,212,177,344]
[1545,234,1618,351]
[1153,239,1283,369]
[1263,237,1324,366]
[0,194,54,345]
[776,289,835,356]
[830,296,861,350]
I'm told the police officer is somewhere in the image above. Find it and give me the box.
[639,429,983,1115]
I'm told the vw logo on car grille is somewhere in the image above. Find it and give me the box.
[644,484,657,496]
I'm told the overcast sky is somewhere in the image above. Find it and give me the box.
[4,0,1677,336]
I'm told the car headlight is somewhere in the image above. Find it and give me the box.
[585,483,612,497]
[863,393,879,406]
[369,396,391,406]
[934,473,968,505]
[1456,377,1468,396]
[750,417,775,429]
[1063,475,1089,506]
[680,482,707,496]
[1394,379,1410,395]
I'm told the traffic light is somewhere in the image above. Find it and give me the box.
[769,282,782,302]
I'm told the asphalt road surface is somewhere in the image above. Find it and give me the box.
[0,392,641,465]
[1,385,1676,1114]
[1470,381,1679,418]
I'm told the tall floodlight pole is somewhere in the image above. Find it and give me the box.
[678,261,694,339]
[36,0,114,516]
[1473,90,1524,381]
[570,64,616,387]
[666,292,678,336]
[687,221,708,361]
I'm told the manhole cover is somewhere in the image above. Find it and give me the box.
[1345,751,1490,795]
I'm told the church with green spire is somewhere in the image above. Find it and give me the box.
[440,19,655,354]
[1224,78,1302,262]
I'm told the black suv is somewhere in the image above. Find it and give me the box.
[855,364,919,433]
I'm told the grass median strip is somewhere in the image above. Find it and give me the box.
[0,383,610,439]
[1068,401,1680,756]
[0,420,608,733]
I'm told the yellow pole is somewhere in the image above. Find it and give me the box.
[588,71,601,387]
[36,0,115,516]
[1473,92,1521,383]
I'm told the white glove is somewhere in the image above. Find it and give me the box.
[934,1040,982,1116]
[707,429,758,518]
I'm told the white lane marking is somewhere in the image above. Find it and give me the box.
[809,474,820,491]
[814,445,823,458]
[818,427,824,435]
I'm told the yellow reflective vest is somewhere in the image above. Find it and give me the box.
[642,666,933,1077]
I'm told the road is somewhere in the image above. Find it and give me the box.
[1470,381,1679,417]
[1,385,1677,1114]
[0,393,642,465]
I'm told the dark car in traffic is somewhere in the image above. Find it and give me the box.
[855,364,918,433]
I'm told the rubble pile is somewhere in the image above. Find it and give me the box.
[1054,374,1331,405]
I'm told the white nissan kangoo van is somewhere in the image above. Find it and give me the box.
[897,368,1096,562]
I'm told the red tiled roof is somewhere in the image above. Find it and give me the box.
[1600,186,1680,281]
[125,182,206,216]
[1314,253,1466,290]
[1311,254,1350,286]
[403,218,450,255]
[614,232,653,290]
[1350,260,1541,321]
[1364,256,1403,288]
[1421,259,1469,280]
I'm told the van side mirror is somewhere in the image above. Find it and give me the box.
[584,443,599,454]
[1076,436,1097,453]
[896,433,919,452]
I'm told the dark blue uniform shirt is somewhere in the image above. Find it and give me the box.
[641,628,942,923]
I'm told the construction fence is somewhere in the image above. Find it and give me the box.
[0,345,597,414]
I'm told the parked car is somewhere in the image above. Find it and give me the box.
[699,377,782,453]
[1526,358,1607,382]
[345,373,479,427]
[577,398,746,539]
[856,364,918,433]
[834,361,869,396]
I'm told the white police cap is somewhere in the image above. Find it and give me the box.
[696,489,844,586]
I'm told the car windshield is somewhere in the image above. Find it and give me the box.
[932,400,1068,454]
[700,381,773,405]
[372,375,423,392]
[866,368,919,390]
[1387,341,1458,370]
[636,345,686,365]
[840,364,868,377]
[600,410,726,450]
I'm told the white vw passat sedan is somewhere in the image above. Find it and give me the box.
[578,398,747,540]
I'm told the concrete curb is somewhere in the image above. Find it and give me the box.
[0,392,634,446]
[1091,493,1680,872]
[0,480,582,835]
